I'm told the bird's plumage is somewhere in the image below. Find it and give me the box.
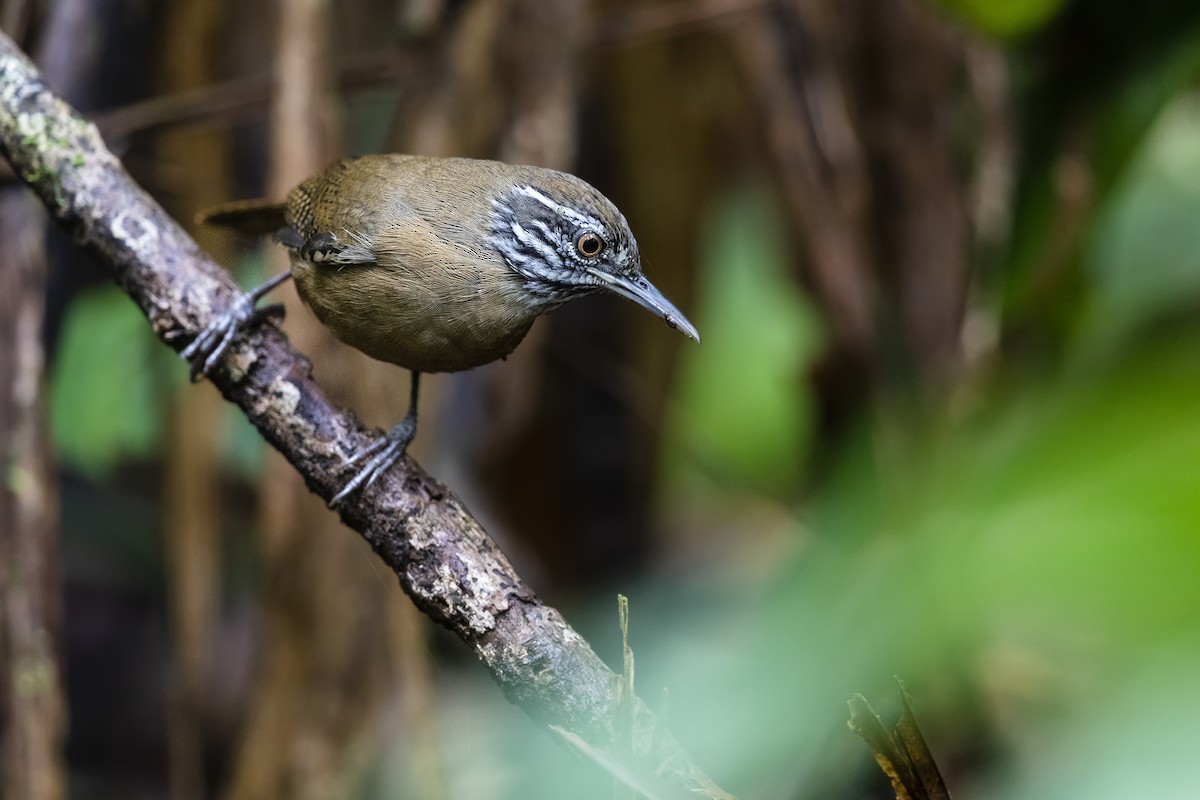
[204,154,647,373]
[193,152,697,505]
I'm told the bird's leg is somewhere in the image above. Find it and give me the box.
[328,371,422,508]
[181,270,292,380]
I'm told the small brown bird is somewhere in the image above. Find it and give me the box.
[185,154,699,506]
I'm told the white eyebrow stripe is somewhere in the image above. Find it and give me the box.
[514,184,559,211]
[514,184,606,232]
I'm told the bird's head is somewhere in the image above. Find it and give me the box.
[487,176,700,342]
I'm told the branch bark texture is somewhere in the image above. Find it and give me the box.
[0,32,731,800]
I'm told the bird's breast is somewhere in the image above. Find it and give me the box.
[290,252,539,374]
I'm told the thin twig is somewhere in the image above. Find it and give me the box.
[594,0,773,48]
[93,50,412,140]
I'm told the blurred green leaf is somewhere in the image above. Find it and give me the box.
[1000,10,1200,348]
[51,285,162,476]
[665,186,821,496]
[634,329,1200,798]
[983,638,1200,800]
[1083,93,1200,348]
[1089,34,1200,194]
[936,0,1067,38]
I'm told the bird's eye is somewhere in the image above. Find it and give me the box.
[576,232,605,258]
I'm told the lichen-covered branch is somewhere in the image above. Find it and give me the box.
[0,32,733,800]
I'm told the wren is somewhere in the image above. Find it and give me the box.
[184,154,699,506]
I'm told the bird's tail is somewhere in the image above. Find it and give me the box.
[196,198,288,236]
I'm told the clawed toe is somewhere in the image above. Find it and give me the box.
[328,438,404,508]
[181,300,251,380]
[180,273,291,380]
[328,415,417,508]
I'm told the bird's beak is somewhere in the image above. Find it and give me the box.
[586,268,700,343]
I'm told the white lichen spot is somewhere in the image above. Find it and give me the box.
[434,555,511,634]
[225,344,254,382]
[266,375,301,415]
[559,626,586,647]
[113,209,160,259]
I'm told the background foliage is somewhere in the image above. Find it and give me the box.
[5,0,1200,798]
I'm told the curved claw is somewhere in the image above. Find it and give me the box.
[181,295,254,380]
[180,273,291,381]
[328,415,417,508]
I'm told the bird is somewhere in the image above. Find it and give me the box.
[183,153,699,507]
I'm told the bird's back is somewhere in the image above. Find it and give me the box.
[287,154,566,253]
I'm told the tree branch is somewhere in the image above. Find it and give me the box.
[0,32,732,800]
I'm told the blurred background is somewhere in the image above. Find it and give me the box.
[3,0,1200,798]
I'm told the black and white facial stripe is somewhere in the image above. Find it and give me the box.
[488,183,639,304]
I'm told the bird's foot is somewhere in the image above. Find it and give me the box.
[181,295,285,381]
[328,414,417,508]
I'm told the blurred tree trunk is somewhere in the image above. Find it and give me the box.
[732,0,974,447]
[222,1,428,798]
[155,1,234,798]
[0,188,65,800]
[0,3,112,795]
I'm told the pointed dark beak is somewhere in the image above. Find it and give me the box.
[586,268,700,343]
